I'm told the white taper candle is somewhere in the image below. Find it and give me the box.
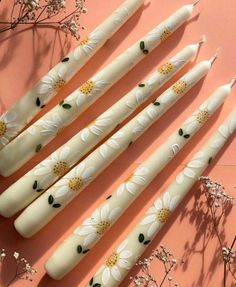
[44,78,234,280]
[0,39,204,218]
[0,2,200,176]
[14,54,215,238]
[84,107,236,287]
[0,0,145,150]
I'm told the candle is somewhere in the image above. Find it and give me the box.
[82,107,236,287]
[13,54,215,238]
[44,79,234,280]
[0,2,200,176]
[0,0,145,151]
[0,39,204,218]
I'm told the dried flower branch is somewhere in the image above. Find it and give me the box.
[199,176,235,287]
[131,245,178,287]
[0,0,87,40]
[0,249,37,286]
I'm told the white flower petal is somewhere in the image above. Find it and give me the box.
[140,214,156,225]
[147,221,160,237]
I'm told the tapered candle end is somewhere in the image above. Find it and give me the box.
[198,35,206,46]
[230,78,236,88]
[209,48,221,65]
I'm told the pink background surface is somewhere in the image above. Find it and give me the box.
[0,0,236,286]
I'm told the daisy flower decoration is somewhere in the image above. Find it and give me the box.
[69,72,109,108]
[113,6,129,27]
[73,30,105,60]
[143,23,173,47]
[52,162,96,201]
[80,111,113,142]
[99,131,124,158]
[0,111,21,147]
[74,204,121,247]
[37,65,67,99]
[125,83,152,110]
[96,239,132,285]
[140,191,180,237]
[32,113,64,136]
[132,108,157,134]
[175,151,205,185]
[181,97,221,136]
[117,166,149,197]
[210,115,236,149]
[147,57,186,88]
[32,146,71,185]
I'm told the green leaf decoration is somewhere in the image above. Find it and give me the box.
[129,141,133,147]
[143,49,149,54]
[36,189,44,193]
[35,144,42,153]
[59,100,64,106]
[48,195,54,205]
[208,157,213,164]
[106,195,112,200]
[153,101,160,106]
[140,41,145,50]
[62,57,69,62]
[40,104,46,109]
[139,83,145,87]
[138,233,145,243]
[77,245,82,254]
[93,284,102,287]
[33,180,38,190]
[89,278,94,286]
[52,203,61,208]
[184,134,190,139]
[178,128,183,136]
[83,249,90,254]
[62,103,72,109]
[36,97,41,107]
[144,240,151,245]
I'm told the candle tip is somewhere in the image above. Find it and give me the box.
[198,35,206,46]
[193,0,201,6]
[230,78,236,88]
[209,48,221,65]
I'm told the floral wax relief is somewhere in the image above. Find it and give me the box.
[14,54,216,238]
[44,78,234,280]
[85,108,236,287]
[0,0,145,150]
[0,40,204,218]
[0,1,201,176]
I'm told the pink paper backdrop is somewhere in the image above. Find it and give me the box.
[0,0,236,286]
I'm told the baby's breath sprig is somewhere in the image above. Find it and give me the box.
[0,0,87,40]
[0,249,37,286]
[131,245,178,287]
[199,176,235,287]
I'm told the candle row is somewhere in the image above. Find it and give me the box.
[43,79,234,280]
[0,40,203,218]
[0,0,144,150]
[81,108,236,287]
[14,54,215,238]
[0,2,198,176]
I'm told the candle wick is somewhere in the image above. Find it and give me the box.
[230,78,236,88]
[198,35,206,46]
[193,0,201,6]
[209,48,221,65]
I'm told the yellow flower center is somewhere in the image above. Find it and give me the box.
[158,62,174,75]
[156,208,171,223]
[53,161,69,177]
[53,79,66,93]
[68,177,83,192]
[0,121,7,136]
[160,28,171,42]
[96,220,110,235]
[196,110,210,124]
[79,80,95,95]
[79,36,89,46]
[106,252,118,267]
[172,80,188,95]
